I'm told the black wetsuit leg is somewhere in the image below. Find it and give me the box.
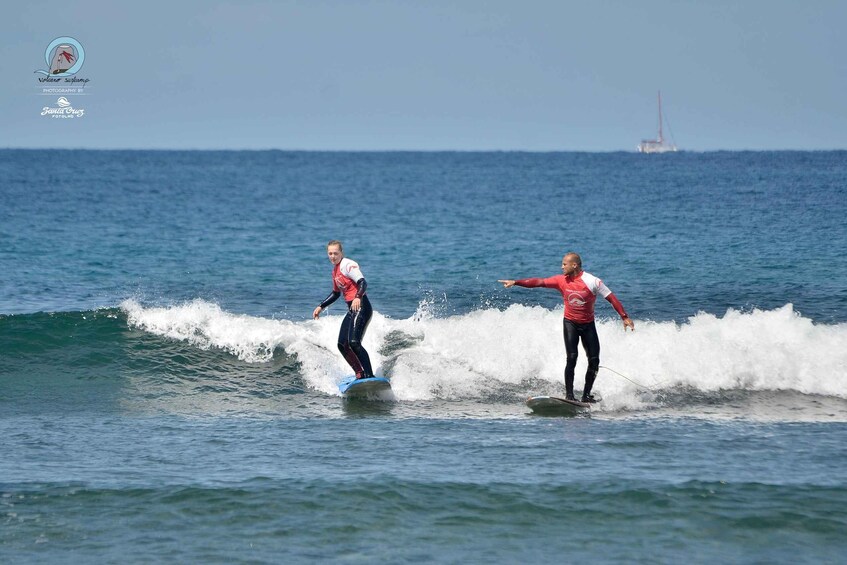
[337,313,364,376]
[563,319,580,397]
[581,322,601,397]
[563,319,601,397]
[337,295,374,377]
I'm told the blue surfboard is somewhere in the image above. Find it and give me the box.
[338,375,392,397]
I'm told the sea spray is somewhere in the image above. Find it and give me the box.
[122,299,292,363]
[121,298,391,395]
[120,300,847,405]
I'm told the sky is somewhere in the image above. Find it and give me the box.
[3,0,846,151]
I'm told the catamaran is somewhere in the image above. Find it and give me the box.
[637,91,678,153]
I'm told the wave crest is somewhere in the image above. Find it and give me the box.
[119,300,847,404]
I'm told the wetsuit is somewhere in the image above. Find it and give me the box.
[319,257,374,379]
[515,271,629,400]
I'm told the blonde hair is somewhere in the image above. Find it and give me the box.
[327,240,343,251]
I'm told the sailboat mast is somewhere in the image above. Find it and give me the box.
[637,89,677,153]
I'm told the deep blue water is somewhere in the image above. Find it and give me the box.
[3,150,845,320]
[1,150,846,563]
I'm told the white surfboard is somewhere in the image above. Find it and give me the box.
[338,375,391,397]
[526,395,592,415]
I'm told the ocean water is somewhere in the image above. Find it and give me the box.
[2,150,846,563]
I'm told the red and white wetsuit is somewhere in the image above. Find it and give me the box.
[515,271,628,323]
[319,256,374,378]
[332,258,366,301]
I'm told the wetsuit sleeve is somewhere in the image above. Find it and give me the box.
[341,260,364,283]
[514,276,560,288]
[605,293,629,319]
[319,291,341,309]
[355,278,367,299]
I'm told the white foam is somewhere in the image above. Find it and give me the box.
[121,300,847,404]
[121,299,389,396]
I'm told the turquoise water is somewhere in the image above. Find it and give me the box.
[2,150,846,562]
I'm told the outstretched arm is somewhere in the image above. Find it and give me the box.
[606,293,635,331]
[313,290,341,319]
[499,278,551,289]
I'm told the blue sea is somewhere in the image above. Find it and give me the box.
[2,150,846,563]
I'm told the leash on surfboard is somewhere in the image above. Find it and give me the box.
[599,366,654,391]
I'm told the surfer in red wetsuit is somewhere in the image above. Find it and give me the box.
[313,240,375,379]
[499,252,634,402]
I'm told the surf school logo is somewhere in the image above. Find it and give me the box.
[41,97,85,119]
[567,292,587,307]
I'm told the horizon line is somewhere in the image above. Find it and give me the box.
[3,147,847,153]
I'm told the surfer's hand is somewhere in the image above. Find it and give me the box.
[623,317,635,332]
[499,279,515,288]
[351,298,361,312]
[313,306,322,319]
